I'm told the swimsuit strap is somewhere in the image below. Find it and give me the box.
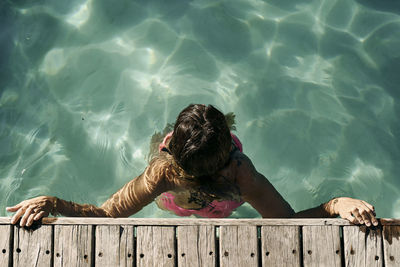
[230,133,243,152]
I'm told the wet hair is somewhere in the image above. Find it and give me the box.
[168,104,232,177]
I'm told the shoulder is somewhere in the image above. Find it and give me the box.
[230,150,257,179]
[228,150,263,197]
[145,156,177,191]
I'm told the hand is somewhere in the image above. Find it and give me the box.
[6,196,56,227]
[329,197,378,227]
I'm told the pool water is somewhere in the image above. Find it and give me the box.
[1,0,400,218]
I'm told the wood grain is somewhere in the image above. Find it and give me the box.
[219,225,258,267]
[0,225,11,267]
[13,225,52,267]
[54,225,92,267]
[136,226,175,267]
[343,226,383,267]
[1,217,398,226]
[261,226,300,267]
[2,218,399,266]
[383,225,400,267]
[177,225,215,267]
[303,226,341,267]
[95,225,134,267]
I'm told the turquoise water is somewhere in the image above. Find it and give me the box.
[1,0,400,218]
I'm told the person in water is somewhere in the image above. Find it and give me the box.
[6,104,378,227]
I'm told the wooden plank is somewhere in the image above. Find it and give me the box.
[0,217,386,226]
[118,225,135,266]
[303,226,341,267]
[343,226,383,267]
[383,226,400,267]
[177,225,215,267]
[1,217,397,226]
[95,225,134,267]
[219,225,258,267]
[13,225,52,267]
[1,217,399,226]
[261,226,300,267]
[0,225,11,267]
[136,226,175,267]
[54,225,92,267]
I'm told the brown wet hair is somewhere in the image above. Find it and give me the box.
[169,104,232,177]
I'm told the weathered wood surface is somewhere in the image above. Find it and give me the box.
[136,226,175,267]
[54,225,92,267]
[383,226,400,267]
[1,218,400,266]
[303,225,342,267]
[219,225,258,267]
[177,225,215,267]
[0,217,399,226]
[95,225,134,267]
[13,225,52,267]
[343,226,383,267]
[0,225,11,267]
[261,226,300,266]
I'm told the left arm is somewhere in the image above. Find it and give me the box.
[234,152,378,226]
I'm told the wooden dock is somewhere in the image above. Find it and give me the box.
[0,217,399,266]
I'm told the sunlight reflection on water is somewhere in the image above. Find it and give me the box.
[1,0,399,218]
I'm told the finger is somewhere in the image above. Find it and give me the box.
[20,206,34,227]
[11,206,27,225]
[358,202,377,226]
[342,212,357,224]
[371,216,379,226]
[361,208,379,226]
[26,212,38,227]
[6,204,22,212]
[366,207,379,226]
[359,209,372,227]
[351,209,364,224]
[34,211,46,221]
[361,201,376,215]
[361,201,375,211]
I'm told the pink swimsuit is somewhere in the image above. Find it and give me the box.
[158,132,244,218]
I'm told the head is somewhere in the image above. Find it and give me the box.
[169,104,231,177]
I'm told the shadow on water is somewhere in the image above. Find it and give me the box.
[146,0,192,21]
[355,0,400,15]
[0,2,17,92]
[2,0,400,219]
[189,4,252,62]
[263,0,313,11]
[7,0,85,15]
[381,57,400,100]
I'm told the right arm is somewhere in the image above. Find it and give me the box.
[6,158,173,226]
